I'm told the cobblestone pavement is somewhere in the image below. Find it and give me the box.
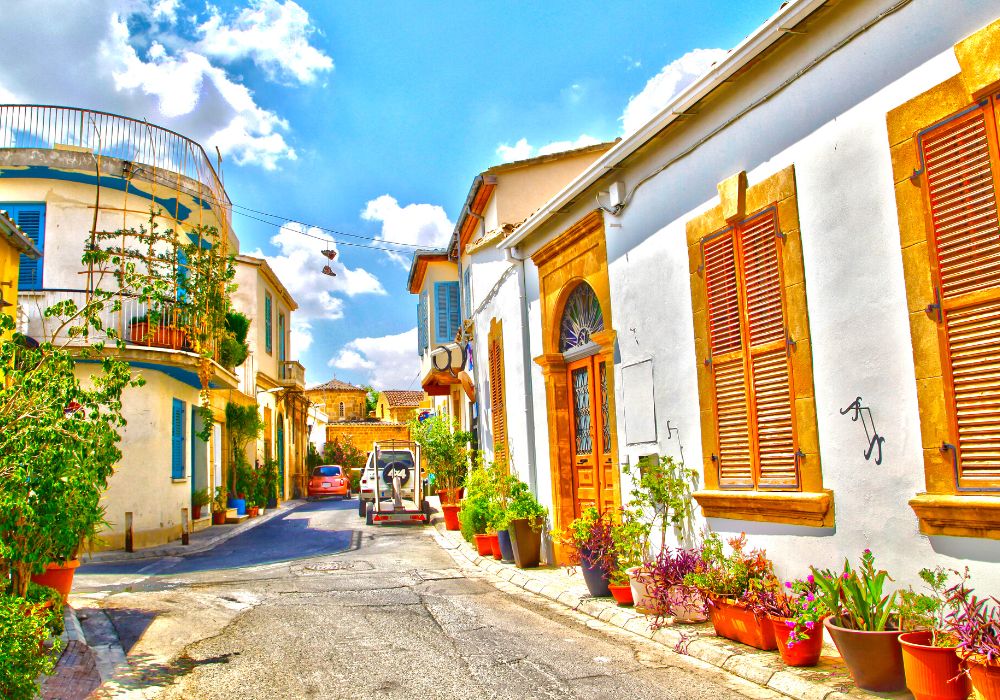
[40,640,101,700]
[69,497,785,700]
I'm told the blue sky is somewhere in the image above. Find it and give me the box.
[0,0,780,389]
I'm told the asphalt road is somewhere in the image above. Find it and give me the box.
[74,498,781,700]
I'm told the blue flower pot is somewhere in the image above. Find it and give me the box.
[497,529,515,563]
[227,497,246,516]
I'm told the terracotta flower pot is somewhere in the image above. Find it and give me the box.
[824,617,905,692]
[192,504,203,520]
[30,559,80,603]
[441,504,461,531]
[667,585,708,624]
[769,615,825,667]
[965,654,1000,700]
[706,595,777,650]
[487,533,501,559]
[473,533,492,556]
[129,321,187,349]
[508,518,542,569]
[609,583,634,605]
[899,631,969,700]
[212,511,227,525]
[496,529,515,563]
[247,506,259,517]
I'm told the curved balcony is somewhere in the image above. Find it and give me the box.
[0,104,230,219]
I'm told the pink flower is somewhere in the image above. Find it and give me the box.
[802,601,809,610]
[784,581,793,589]
[863,548,871,555]
[805,620,815,629]
[785,620,795,628]
[807,574,815,584]
[806,593,815,602]
[842,572,849,580]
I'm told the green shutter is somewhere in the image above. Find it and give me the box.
[265,293,273,354]
[434,281,460,343]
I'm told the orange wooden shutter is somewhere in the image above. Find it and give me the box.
[705,232,753,487]
[740,211,798,488]
[489,335,507,460]
[922,102,1000,489]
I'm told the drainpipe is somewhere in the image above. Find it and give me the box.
[463,207,485,451]
[504,244,539,498]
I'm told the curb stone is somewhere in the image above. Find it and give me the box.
[428,518,910,700]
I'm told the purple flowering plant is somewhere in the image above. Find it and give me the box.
[644,547,705,628]
[944,578,1000,664]
[553,506,618,575]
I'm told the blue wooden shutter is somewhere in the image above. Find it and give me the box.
[264,293,273,354]
[463,267,472,317]
[172,398,186,480]
[418,291,428,355]
[1,204,45,290]
[435,281,460,342]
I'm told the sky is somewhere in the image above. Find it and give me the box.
[0,0,781,390]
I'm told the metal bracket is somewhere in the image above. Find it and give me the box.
[942,442,959,484]
[926,287,942,323]
[776,230,787,241]
[710,453,718,462]
[786,334,797,348]
[704,356,713,367]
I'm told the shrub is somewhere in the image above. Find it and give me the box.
[0,594,60,700]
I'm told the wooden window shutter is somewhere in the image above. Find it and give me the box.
[741,212,797,488]
[704,210,798,490]
[264,293,273,354]
[489,326,507,460]
[704,232,753,487]
[171,398,186,480]
[417,290,428,354]
[2,204,45,290]
[921,102,1000,489]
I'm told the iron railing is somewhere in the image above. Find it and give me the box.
[0,104,230,213]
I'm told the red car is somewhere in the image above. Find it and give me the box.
[307,465,350,499]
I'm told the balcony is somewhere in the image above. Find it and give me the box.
[280,360,306,388]
[19,288,237,388]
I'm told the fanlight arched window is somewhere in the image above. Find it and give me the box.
[559,283,604,353]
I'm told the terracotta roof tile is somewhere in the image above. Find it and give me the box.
[309,378,365,392]
[381,390,424,407]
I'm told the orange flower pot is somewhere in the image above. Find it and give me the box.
[487,533,501,559]
[441,504,461,531]
[899,631,969,700]
[473,534,492,556]
[706,595,777,650]
[966,654,1000,700]
[30,559,80,603]
[769,615,825,667]
[609,583,634,606]
[212,511,227,525]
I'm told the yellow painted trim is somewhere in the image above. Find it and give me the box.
[886,17,1000,537]
[686,165,830,526]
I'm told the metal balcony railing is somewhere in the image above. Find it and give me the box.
[19,288,218,360]
[0,104,230,215]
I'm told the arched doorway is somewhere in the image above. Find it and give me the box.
[276,415,285,499]
[531,210,621,561]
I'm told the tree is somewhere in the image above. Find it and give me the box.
[408,414,472,504]
[322,436,366,472]
[224,402,265,496]
[362,384,379,417]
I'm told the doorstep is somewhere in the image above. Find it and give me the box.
[225,513,250,525]
[429,522,912,700]
[192,514,212,532]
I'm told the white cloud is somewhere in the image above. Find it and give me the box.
[197,0,334,84]
[0,0,329,171]
[290,318,313,357]
[329,328,420,390]
[495,134,600,164]
[361,195,453,267]
[620,48,727,135]
[246,221,386,323]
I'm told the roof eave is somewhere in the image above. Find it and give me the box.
[500,0,829,252]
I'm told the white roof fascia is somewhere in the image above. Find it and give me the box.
[500,0,829,251]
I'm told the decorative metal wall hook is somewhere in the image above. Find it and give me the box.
[840,396,885,466]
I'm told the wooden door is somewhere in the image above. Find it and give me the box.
[567,355,615,518]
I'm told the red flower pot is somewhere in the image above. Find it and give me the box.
[769,615,825,667]
[609,583,634,606]
[473,534,492,556]
[247,506,259,517]
[898,631,969,700]
[441,504,462,531]
[212,511,227,525]
[192,504,203,520]
[706,595,777,650]
[964,654,999,700]
[30,559,80,603]
[487,533,501,559]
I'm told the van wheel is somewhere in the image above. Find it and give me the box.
[365,502,374,526]
[358,498,366,517]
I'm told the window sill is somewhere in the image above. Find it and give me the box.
[909,493,1000,539]
[693,489,834,527]
[171,478,188,483]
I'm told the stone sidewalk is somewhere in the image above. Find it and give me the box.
[39,607,102,700]
[428,517,913,700]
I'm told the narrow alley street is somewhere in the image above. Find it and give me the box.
[73,500,780,700]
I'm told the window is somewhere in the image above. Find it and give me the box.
[703,209,797,490]
[278,313,286,364]
[687,166,828,526]
[1,203,45,290]
[417,290,428,355]
[264,292,273,354]
[560,283,604,352]
[339,401,345,418]
[171,398,186,480]
[488,319,507,461]
[434,281,461,343]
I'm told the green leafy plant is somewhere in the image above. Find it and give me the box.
[898,566,966,646]
[261,457,280,504]
[212,486,228,514]
[225,402,265,495]
[553,507,617,574]
[0,594,61,700]
[684,532,774,599]
[623,455,699,551]
[610,506,651,585]
[458,459,500,542]
[409,414,472,504]
[191,488,211,509]
[218,311,250,369]
[811,549,899,631]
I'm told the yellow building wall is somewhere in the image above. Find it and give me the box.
[306,388,367,421]
[0,237,20,339]
[325,422,410,454]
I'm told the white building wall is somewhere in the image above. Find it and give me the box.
[504,0,1000,589]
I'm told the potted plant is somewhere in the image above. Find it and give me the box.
[814,549,906,692]
[944,576,1000,699]
[458,457,499,556]
[684,532,777,650]
[896,567,971,700]
[744,575,828,666]
[128,310,187,349]
[211,487,228,525]
[191,488,210,520]
[409,415,472,530]
[0,592,63,700]
[506,483,547,569]
[555,507,616,597]
[262,457,280,509]
[640,547,706,625]
[608,507,649,606]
